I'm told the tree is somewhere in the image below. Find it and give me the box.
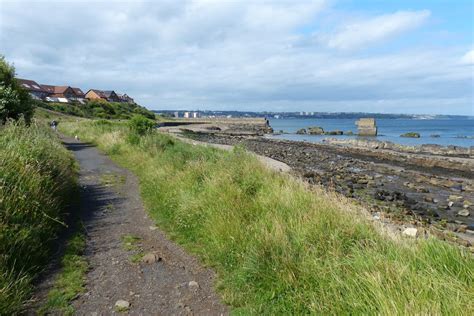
[0,56,34,124]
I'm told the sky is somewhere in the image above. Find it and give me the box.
[1,0,473,115]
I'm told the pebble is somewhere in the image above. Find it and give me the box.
[149,226,158,231]
[188,281,199,290]
[457,209,470,217]
[115,300,130,311]
[402,227,418,238]
[142,253,160,264]
[448,195,463,202]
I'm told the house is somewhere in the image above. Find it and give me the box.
[85,89,120,102]
[41,85,78,103]
[71,87,85,99]
[103,90,120,102]
[117,93,135,104]
[16,78,49,100]
[85,89,108,101]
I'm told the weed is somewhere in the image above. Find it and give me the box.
[38,231,87,315]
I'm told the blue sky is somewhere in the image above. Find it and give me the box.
[1,0,473,115]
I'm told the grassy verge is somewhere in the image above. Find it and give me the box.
[38,230,87,315]
[61,120,473,314]
[0,121,77,314]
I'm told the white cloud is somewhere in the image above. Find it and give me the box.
[0,1,471,115]
[324,10,431,50]
[461,50,474,65]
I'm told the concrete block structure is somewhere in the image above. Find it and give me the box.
[356,118,377,136]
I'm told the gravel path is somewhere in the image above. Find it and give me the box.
[62,136,227,315]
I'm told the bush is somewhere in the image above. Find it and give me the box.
[129,114,155,136]
[0,56,34,124]
[37,99,156,120]
[0,121,76,314]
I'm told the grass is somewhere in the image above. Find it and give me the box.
[100,173,126,190]
[38,230,87,315]
[60,120,474,315]
[121,234,144,263]
[0,120,77,314]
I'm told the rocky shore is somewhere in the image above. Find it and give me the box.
[182,132,474,248]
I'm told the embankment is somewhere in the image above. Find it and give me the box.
[0,122,76,314]
[60,120,473,314]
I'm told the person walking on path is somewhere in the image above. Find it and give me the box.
[50,120,58,132]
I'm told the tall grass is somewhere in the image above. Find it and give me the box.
[61,121,473,314]
[0,121,76,314]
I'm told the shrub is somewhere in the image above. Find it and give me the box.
[128,114,155,136]
[0,56,34,124]
[37,99,156,120]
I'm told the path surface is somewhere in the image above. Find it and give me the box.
[62,137,227,315]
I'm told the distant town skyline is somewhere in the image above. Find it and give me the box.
[1,0,473,115]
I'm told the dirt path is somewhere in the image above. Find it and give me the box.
[61,137,227,315]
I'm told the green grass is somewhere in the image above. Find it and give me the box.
[100,173,126,190]
[38,231,87,315]
[121,234,144,263]
[0,120,77,314]
[60,120,474,315]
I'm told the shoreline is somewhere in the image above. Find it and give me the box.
[176,130,474,248]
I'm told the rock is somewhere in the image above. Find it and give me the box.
[149,226,158,231]
[400,132,420,138]
[463,201,472,208]
[142,253,161,264]
[457,209,470,217]
[402,227,418,237]
[430,134,441,138]
[448,195,463,202]
[325,130,343,135]
[345,131,354,135]
[188,281,199,290]
[308,126,325,135]
[451,184,463,192]
[115,300,130,311]
[296,128,307,135]
[447,201,454,208]
[424,196,435,203]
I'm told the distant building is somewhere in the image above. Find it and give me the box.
[102,90,120,102]
[173,112,179,118]
[183,112,190,118]
[117,93,135,104]
[16,78,49,100]
[192,112,199,118]
[71,87,86,101]
[86,90,119,102]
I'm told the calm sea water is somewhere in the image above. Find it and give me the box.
[268,118,474,147]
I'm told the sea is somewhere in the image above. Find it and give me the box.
[268,118,474,147]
